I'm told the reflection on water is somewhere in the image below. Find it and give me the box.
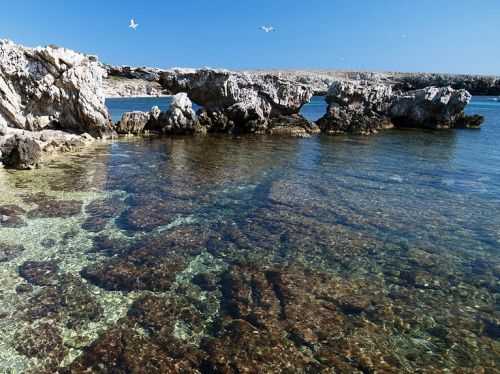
[0,98,499,372]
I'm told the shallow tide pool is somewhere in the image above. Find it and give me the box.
[0,97,498,372]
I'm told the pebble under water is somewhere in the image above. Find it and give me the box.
[0,97,499,373]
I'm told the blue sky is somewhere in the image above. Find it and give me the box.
[2,0,500,74]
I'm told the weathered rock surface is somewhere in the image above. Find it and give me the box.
[0,127,95,169]
[389,86,483,129]
[116,111,151,134]
[0,39,112,136]
[159,68,314,133]
[103,76,166,98]
[318,80,483,134]
[317,80,395,135]
[159,93,200,134]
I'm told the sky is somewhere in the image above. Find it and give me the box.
[2,0,500,74]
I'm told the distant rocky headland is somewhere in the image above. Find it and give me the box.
[0,40,492,170]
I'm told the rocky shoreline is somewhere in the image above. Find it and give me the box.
[0,40,488,170]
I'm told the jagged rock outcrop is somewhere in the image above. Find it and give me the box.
[0,40,112,137]
[159,68,314,133]
[317,80,395,135]
[318,81,483,135]
[389,86,482,129]
[159,93,200,134]
[116,111,150,135]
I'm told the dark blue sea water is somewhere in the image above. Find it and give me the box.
[0,96,498,372]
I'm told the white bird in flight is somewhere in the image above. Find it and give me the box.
[129,19,139,30]
[260,25,275,33]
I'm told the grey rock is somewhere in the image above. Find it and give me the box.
[389,86,474,129]
[116,111,150,134]
[159,68,313,131]
[159,93,199,134]
[0,40,112,137]
[318,80,394,135]
[1,135,42,169]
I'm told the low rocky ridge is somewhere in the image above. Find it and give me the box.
[317,80,483,135]
[116,90,319,137]
[0,40,113,169]
[105,66,500,96]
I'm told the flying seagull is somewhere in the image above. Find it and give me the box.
[129,19,139,30]
[260,26,275,33]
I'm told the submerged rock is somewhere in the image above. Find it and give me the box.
[0,242,25,262]
[0,204,26,227]
[18,260,59,286]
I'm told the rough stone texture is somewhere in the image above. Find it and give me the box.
[103,76,165,97]
[389,86,477,129]
[0,134,42,169]
[0,39,112,137]
[159,68,313,132]
[0,204,26,227]
[159,93,200,134]
[0,127,95,168]
[318,80,395,135]
[116,111,151,134]
[318,80,483,134]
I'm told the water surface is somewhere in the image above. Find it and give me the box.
[0,97,498,372]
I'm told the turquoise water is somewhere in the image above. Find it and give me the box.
[0,97,498,372]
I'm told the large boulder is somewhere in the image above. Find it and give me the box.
[0,135,42,169]
[317,80,394,135]
[116,111,150,135]
[389,86,480,129]
[159,93,199,134]
[0,40,112,137]
[159,69,313,132]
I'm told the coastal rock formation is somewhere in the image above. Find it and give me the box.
[116,111,150,135]
[391,72,500,96]
[0,127,95,169]
[390,86,482,129]
[0,40,112,137]
[159,93,199,134]
[317,80,395,135]
[318,80,483,134]
[159,68,314,132]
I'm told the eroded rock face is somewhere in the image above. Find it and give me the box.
[389,86,480,129]
[116,111,151,134]
[160,69,313,132]
[0,134,42,169]
[318,80,483,134]
[159,93,200,134]
[318,80,394,135]
[0,39,112,137]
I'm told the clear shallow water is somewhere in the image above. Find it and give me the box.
[0,97,498,372]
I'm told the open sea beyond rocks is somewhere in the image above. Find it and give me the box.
[0,96,498,372]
